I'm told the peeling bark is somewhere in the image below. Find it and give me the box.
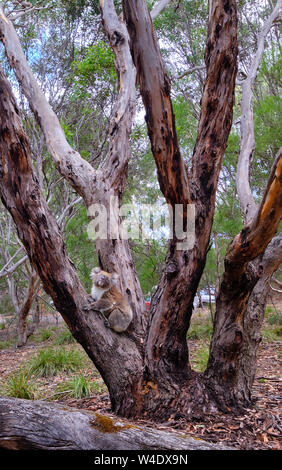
[236,234,282,404]
[123,0,238,388]
[206,150,282,408]
[0,66,144,417]
[0,398,233,450]
[0,0,280,422]
[231,1,282,407]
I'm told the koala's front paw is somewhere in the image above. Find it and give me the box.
[83,301,95,311]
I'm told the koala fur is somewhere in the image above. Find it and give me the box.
[88,267,133,333]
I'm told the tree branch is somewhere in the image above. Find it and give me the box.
[0,3,96,202]
[122,0,190,207]
[236,0,282,222]
[0,64,143,408]
[174,65,206,81]
[228,148,282,267]
[271,276,282,289]
[99,0,136,193]
[0,397,233,450]
[150,0,171,20]
[0,254,28,279]
[97,0,146,327]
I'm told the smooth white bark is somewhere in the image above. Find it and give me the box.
[236,0,282,222]
[151,0,171,20]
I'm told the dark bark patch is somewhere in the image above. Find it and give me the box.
[224,1,230,13]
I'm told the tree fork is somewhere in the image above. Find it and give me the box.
[122,0,238,382]
[0,65,144,417]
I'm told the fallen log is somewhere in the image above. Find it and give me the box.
[0,398,233,450]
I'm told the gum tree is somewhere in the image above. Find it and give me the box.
[0,0,281,419]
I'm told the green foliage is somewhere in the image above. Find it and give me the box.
[3,370,35,400]
[27,347,85,377]
[187,316,213,341]
[70,42,116,100]
[267,314,282,326]
[190,342,210,373]
[262,325,282,342]
[173,95,198,162]
[54,373,104,398]
[61,0,100,19]
[0,340,14,350]
[131,239,166,296]
[0,290,14,315]
[30,327,55,343]
[54,328,77,345]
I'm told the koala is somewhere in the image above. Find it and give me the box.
[86,267,133,333]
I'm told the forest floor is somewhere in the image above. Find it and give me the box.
[0,308,281,451]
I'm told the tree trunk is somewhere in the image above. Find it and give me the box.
[123,0,238,399]
[0,0,280,423]
[0,2,145,325]
[32,297,41,326]
[0,64,144,418]
[231,1,282,408]
[0,398,233,451]
[236,234,282,404]
[17,270,40,347]
[206,151,282,409]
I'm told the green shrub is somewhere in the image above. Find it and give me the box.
[4,370,35,399]
[54,374,101,399]
[27,347,85,377]
[29,327,57,344]
[0,340,14,350]
[262,325,282,342]
[54,328,76,345]
[267,313,282,326]
[191,342,210,372]
[187,317,213,340]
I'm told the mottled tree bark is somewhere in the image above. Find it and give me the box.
[17,270,40,347]
[0,66,143,417]
[236,234,282,404]
[0,1,145,325]
[231,1,282,407]
[206,150,282,408]
[0,398,232,450]
[0,0,280,423]
[123,0,238,393]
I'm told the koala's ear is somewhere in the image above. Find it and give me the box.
[111,272,119,280]
[91,267,100,278]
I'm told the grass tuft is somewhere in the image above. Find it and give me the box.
[3,369,35,399]
[54,328,77,345]
[27,347,85,378]
[54,374,104,399]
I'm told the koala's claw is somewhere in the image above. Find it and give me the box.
[104,319,110,328]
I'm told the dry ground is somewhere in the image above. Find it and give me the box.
[0,312,281,451]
